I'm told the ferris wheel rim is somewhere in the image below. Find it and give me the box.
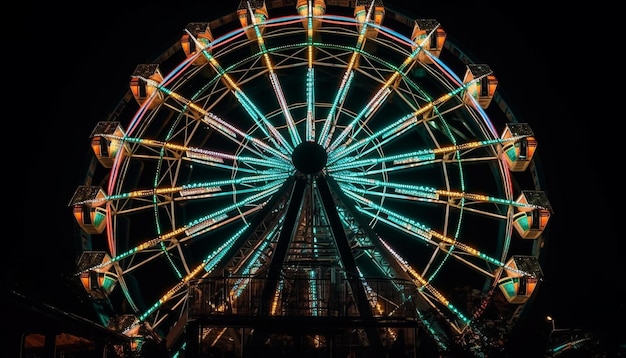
[72,3,550,356]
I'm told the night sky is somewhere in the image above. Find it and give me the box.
[16,0,623,356]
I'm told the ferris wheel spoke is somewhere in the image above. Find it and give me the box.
[379,238,472,332]
[183,179,283,234]
[328,113,521,169]
[305,68,316,142]
[327,113,418,165]
[335,173,543,215]
[72,175,288,223]
[185,146,292,172]
[317,4,376,148]
[119,223,251,335]
[342,186,528,276]
[110,132,293,171]
[154,39,295,156]
[246,4,302,148]
[134,74,294,162]
[326,30,433,153]
[301,2,319,142]
[202,112,293,163]
[78,181,282,276]
[195,46,294,155]
[229,225,284,303]
[327,86,391,153]
[327,84,477,165]
[381,235,533,345]
[317,69,353,148]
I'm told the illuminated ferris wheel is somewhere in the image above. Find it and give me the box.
[69,1,552,356]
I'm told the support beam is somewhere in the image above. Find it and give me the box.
[316,175,383,349]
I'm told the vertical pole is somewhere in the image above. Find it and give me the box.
[43,332,56,358]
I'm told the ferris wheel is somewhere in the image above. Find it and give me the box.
[69,1,552,356]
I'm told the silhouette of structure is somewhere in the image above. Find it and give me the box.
[18,1,559,357]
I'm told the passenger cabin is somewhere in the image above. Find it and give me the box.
[501,123,537,172]
[354,0,385,39]
[463,63,497,109]
[77,251,118,300]
[90,121,128,168]
[238,0,269,41]
[411,19,446,64]
[181,22,214,66]
[129,64,164,110]
[512,190,552,239]
[69,186,107,234]
[296,0,326,30]
[498,255,543,304]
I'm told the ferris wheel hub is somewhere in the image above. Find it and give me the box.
[292,141,328,174]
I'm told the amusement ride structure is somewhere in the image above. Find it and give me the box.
[69,1,552,356]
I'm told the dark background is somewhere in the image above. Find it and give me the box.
[15,0,623,356]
